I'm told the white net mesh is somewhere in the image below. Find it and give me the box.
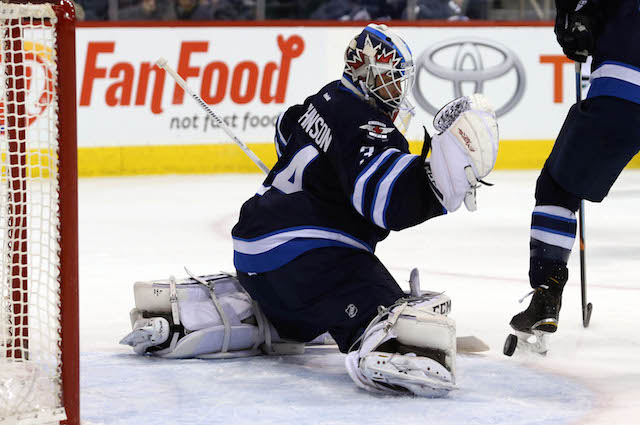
[0,3,67,423]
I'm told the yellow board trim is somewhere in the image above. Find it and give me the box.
[1,150,56,178]
[77,140,640,177]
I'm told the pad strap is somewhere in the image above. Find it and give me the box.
[168,275,181,352]
[185,268,232,354]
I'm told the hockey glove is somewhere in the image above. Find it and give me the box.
[554,11,597,63]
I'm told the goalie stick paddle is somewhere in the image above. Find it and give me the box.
[575,62,593,328]
[155,57,270,175]
[457,336,489,353]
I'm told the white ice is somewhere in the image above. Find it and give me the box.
[80,170,640,425]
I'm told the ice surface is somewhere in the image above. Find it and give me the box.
[80,171,640,425]
[81,350,591,425]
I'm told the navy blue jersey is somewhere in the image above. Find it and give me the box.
[232,81,444,273]
[558,0,640,104]
[589,0,640,71]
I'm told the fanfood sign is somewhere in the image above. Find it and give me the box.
[412,38,526,118]
[70,25,580,148]
[74,27,324,147]
[79,35,305,115]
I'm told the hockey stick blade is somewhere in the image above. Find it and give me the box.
[307,335,489,353]
[583,302,593,328]
[457,336,489,353]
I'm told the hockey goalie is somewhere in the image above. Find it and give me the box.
[121,23,498,397]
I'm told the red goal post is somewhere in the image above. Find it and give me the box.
[0,1,78,424]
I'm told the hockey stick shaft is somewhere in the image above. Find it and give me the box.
[575,62,593,328]
[155,57,270,175]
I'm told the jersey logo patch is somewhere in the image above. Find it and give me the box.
[360,121,394,140]
[345,303,358,318]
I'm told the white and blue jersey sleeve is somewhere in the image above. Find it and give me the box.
[349,148,434,230]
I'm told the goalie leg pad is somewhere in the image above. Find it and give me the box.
[120,273,304,358]
[357,351,454,397]
[119,312,171,356]
[345,296,456,397]
[408,268,451,315]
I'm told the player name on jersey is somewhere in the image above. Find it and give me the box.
[297,103,332,152]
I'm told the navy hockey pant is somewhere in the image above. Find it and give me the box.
[237,247,405,353]
[543,96,640,205]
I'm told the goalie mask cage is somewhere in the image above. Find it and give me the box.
[0,1,78,424]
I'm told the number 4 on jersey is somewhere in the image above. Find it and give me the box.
[271,145,319,194]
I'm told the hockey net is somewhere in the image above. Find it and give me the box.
[0,1,78,424]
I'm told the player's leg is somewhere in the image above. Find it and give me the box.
[238,247,456,396]
[510,166,577,334]
[511,97,640,335]
[547,97,640,203]
[236,247,406,352]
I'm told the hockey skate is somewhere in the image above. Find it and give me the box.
[503,263,567,356]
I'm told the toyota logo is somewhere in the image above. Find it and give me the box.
[413,38,526,117]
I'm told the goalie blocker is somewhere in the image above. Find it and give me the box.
[120,269,457,397]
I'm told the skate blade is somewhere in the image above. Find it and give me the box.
[504,331,549,356]
[515,330,548,355]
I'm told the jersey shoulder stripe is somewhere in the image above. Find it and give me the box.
[371,153,420,228]
[352,148,400,215]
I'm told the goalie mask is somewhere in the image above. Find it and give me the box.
[342,23,416,122]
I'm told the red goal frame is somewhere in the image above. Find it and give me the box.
[3,1,79,423]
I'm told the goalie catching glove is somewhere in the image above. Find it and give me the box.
[425,94,499,212]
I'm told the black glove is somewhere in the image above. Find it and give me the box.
[554,11,597,62]
[420,126,432,162]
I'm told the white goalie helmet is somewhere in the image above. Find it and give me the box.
[342,23,416,121]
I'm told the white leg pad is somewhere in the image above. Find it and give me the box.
[359,351,454,397]
[345,297,456,397]
[159,325,263,359]
[119,314,170,356]
[408,268,451,315]
[120,273,304,358]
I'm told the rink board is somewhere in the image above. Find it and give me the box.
[29,21,640,175]
[77,139,558,176]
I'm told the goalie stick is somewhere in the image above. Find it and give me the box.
[310,333,489,354]
[155,57,270,175]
